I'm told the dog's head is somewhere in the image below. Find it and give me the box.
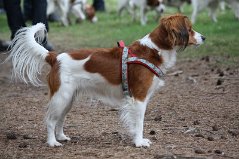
[151,14,205,50]
[71,0,97,23]
[156,0,166,14]
[147,0,165,13]
[85,4,98,23]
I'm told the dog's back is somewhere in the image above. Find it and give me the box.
[118,0,165,25]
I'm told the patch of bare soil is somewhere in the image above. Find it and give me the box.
[0,52,238,159]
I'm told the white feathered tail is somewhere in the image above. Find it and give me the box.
[6,23,50,86]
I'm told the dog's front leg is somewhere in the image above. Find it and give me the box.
[46,0,55,17]
[121,98,151,147]
[133,100,152,147]
[191,5,198,24]
[58,1,70,26]
[46,86,74,147]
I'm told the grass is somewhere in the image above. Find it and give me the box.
[0,0,239,64]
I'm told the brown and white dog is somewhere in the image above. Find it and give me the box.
[47,0,97,26]
[7,14,205,147]
[118,0,166,25]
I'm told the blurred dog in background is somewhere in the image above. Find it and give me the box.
[191,0,239,24]
[164,0,191,12]
[118,0,165,25]
[191,0,221,24]
[47,0,97,26]
[228,0,239,20]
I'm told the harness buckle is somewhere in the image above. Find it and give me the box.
[117,40,125,48]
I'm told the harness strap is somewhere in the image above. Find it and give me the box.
[127,57,164,78]
[121,47,131,97]
[119,41,164,97]
[117,40,125,48]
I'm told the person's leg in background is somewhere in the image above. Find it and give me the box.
[0,0,5,13]
[23,0,32,22]
[3,0,26,39]
[3,0,53,50]
[93,0,105,11]
[31,0,49,31]
[31,0,53,50]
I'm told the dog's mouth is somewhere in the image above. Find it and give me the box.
[156,4,165,14]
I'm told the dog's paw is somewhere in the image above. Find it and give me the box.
[134,138,152,148]
[56,134,71,141]
[47,140,63,147]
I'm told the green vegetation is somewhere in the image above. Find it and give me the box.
[0,0,239,63]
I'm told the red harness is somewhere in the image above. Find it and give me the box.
[118,40,164,97]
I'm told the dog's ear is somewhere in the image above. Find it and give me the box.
[160,15,189,50]
[147,0,160,7]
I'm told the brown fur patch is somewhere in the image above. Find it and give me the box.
[150,14,194,50]
[47,62,60,97]
[128,42,163,101]
[45,52,60,97]
[69,49,92,60]
[188,28,197,45]
[147,0,160,7]
[45,52,57,67]
[83,47,122,85]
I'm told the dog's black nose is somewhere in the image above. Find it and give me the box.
[201,36,206,41]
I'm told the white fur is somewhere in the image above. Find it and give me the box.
[71,0,87,21]
[194,30,204,45]
[120,76,164,147]
[161,49,177,70]
[6,23,48,86]
[139,34,177,72]
[139,34,160,51]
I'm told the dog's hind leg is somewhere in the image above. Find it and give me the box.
[55,98,74,141]
[208,0,219,23]
[120,98,151,147]
[140,6,147,25]
[45,86,75,147]
[191,2,198,24]
[229,0,239,20]
[118,0,129,16]
[58,0,70,26]
[129,3,137,22]
[46,0,55,16]
[208,7,218,22]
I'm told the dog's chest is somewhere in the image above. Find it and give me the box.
[146,76,165,101]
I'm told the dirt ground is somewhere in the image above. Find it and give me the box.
[0,51,238,159]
